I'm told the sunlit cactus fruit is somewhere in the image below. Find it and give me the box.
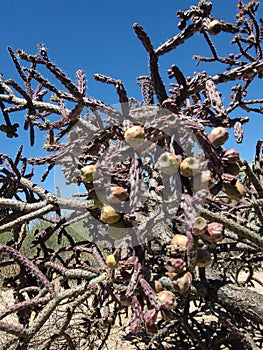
[81,164,96,182]
[171,234,188,247]
[180,157,200,178]
[173,271,192,294]
[157,152,180,175]
[105,254,119,269]
[196,248,212,267]
[107,186,129,203]
[100,205,121,224]
[157,290,177,310]
[124,125,145,148]
[222,148,240,164]
[193,170,213,190]
[207,19,222,35]
[208,126,229,148]
[193,216,207,235]
[224,182,246,201]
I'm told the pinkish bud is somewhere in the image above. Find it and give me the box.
[157,290,177,310]
[222,148,240,164]
[166,258,186,273]
[206,222,224,242]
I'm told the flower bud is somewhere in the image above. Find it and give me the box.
[196,248,212,267]
[157,152,180,175]
[166,258,186,273]
[105,254,119,269]
[100,205,121,224]
[171,234,188,247]
[173,271,192,295]
[208,127,229,148]
[180,157,200,177]
[207,20,222,35]
[222,148,240,164]
[157,290,176,310]
[124,125,145,148]
[81,164,96,182]
[107,186,129,203]
[224,182,246,201]
[206,222,224,242]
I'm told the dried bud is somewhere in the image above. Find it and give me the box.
[81,164,96,182]
[157,290,176,310]
[196,248,212,267]
[105,254,119,269]
[206,222,224,242]
[224,182,246,201]
[124,125,145,148]
[223,162,240,176]
[180,157,200,177]
[166,258,186,273]
[144,308,158,326]
[157,152,180,175]
[100,205,121,224]
[173,271,192,295]
[193,216,207,235]
[208,127,229,148]
[171,234,188,247]
[222,148,240,164]
[107,186,129,203]
[207,20,222,35]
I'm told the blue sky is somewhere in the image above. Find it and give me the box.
[0,0,262,191]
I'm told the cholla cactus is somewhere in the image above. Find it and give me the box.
[0,1,262,349]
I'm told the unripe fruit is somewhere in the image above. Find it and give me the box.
[157,290,176,310]
[105,254,119,269]
[207,20,222,35]
[180,157,200,177]
[193,170,213,190]
[173,271,192,294]
[81,164,96,182]
[193,216,207,235]
[157,152,180,175]
[107,186,129,203]
[224,182,246,201]
[108,221,127,240]
[196,248,212,267]
[124,125,145,148]
[208,127,229,148]
[222,148,240,164]
[171,234,188,247]
[100,205,121,224]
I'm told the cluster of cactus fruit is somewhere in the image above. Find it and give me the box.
[0,0,262,349]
